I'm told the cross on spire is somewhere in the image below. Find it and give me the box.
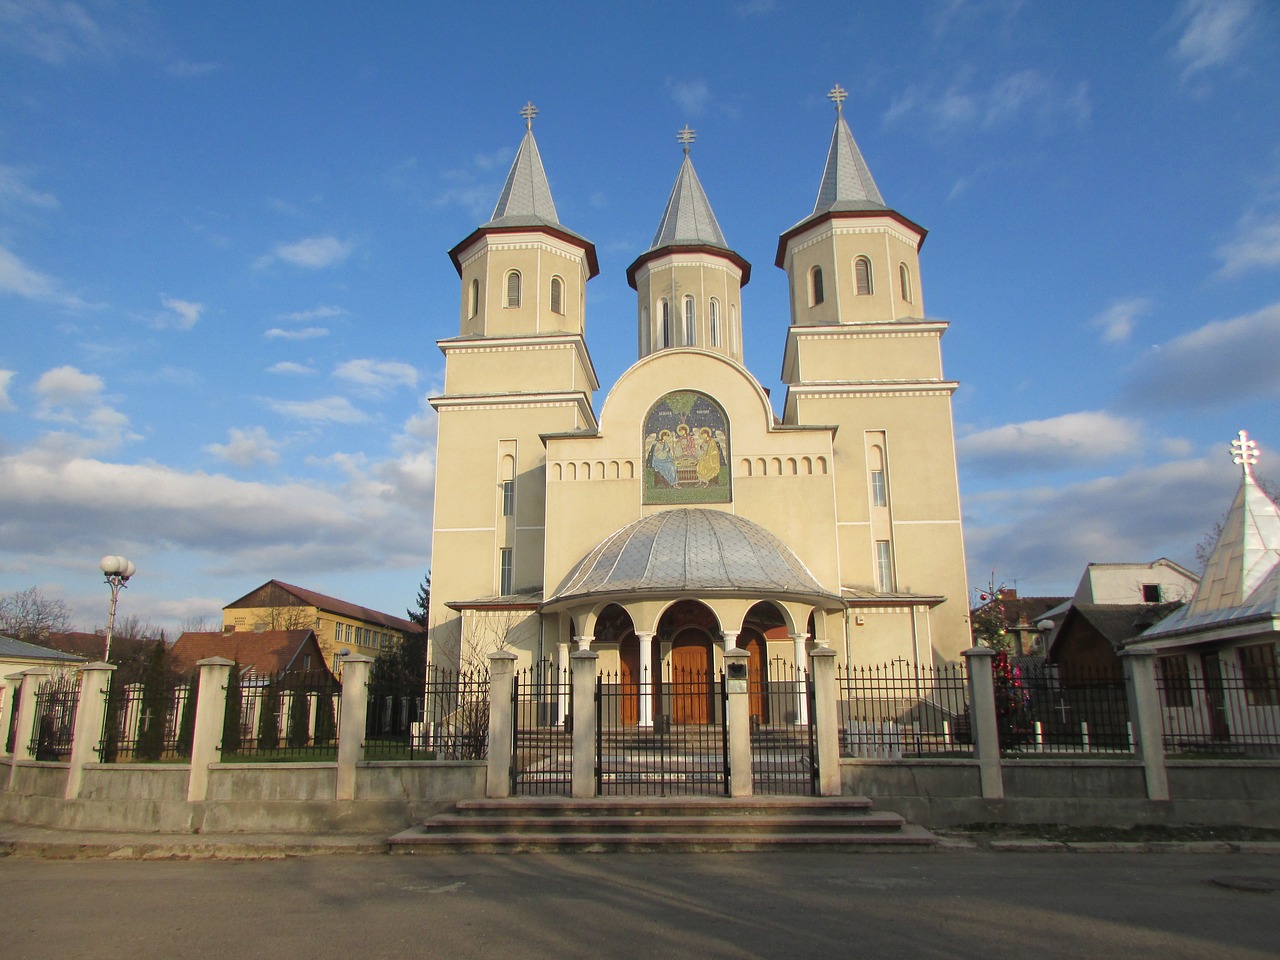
[1232,429,1260,478]
[677,124,696,155]
[520,100,539,130]
[827,83,848,113]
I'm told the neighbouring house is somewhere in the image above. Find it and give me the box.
[221,580,424,667]
[170,629,333,682]
[38,631,157,670]
[1128,431,1280,751]
[1049,602,1184,681]
[0,634,87,677]
[1063,559,1198,607]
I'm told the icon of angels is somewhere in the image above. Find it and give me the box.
[642,391,730,504]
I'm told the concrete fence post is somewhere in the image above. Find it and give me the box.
[0,673,21,757]
[1120,648,1170,801]
[65,662,116,799]
[8,669,50,789]
[962,647,1004,800]
[485,651,518,799]
[570,650,598,799]
[809,647,842,797]
[188,657,233,802]
[335,654,373,801]
[723,647,753,797]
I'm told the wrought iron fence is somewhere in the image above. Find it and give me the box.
[750,658,816,796]
[1157,653,1280,757]
[838,661,972,758]
[365,663,490,760]
[512,660,571,795]
[1001,661,1132,756]
[29,672,80,761]
[99,675,197,762]
[221,668,341,760]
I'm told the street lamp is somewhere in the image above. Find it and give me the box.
[100,555,136,662]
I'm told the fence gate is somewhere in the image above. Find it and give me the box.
[510,661,572,795]
[750,659,818,795]
[596,665,729,796]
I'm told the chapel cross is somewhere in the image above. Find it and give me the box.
[1231,429,1259,478]
[520,101,539,130]
[828,83,848,113]
[677,124,696,155]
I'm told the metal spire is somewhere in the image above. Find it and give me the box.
[1232,429,1259,479]
[520,100,539,130]
[677,124,696,156]
[827,83,848,113]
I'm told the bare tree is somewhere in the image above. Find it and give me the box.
[251,606,317,631]
[180,614,218,633]
[0,586,72,639]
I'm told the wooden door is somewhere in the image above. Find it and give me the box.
[740,632,769,723]
[670,630,712,725]
[619,634,640,726]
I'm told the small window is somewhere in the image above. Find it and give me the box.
[506,270,521,308]
[870,470,887,507]
[709,298,720,347]
[811,266,825,305]
[875,540,893,592]
[499,548,513,596]
[660,299,671,348]
[855,257,873,296]
[1142,583,1161,603]
[550,276,564,315]
[898,263,911,303]
[683,295,696,345]
[1239,643,1279,706]
[469,278,479,318]
[501,479,515,517]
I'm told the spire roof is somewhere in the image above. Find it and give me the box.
[484,126,560,229]
[812,84,886,216]
[648,126,729,251]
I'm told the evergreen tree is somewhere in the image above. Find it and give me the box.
[175,677,198,758]
[407,571,430,629]
[313,688,336,747]
[287,686,310,748]
[221,663,243,756]
[135,640,169,761]
[257,679,281,750]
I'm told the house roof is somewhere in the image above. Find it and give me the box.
[224,580,423,635]
[170,630,330,678]
[0,634,87,664]
[38,631,154,662]
[1068,603,1184,647]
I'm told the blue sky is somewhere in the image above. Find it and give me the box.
[1,0,1278,634]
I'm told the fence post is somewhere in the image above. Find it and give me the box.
[723,647,753,797]
[809,647,842,797]
[570,649,598,799]
[1120,648,1169,801]
[335,654,373,801]
[962,648,1004,800]
[188,657,233,802]
[8,669,49,789]
[1,672,22,757]
[65,662,116,800]
[486,651,518,799]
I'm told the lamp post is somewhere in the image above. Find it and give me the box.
[100,555,136,662]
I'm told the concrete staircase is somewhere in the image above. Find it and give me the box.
[387,796,936,853]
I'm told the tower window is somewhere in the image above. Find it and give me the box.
[709,298,720,347]
[660,299,671,348]
[875,540,893,592]
[501,479,515,517]
[499,548,513,596]
[683,295,696,345]
[811,266,825,305]
[505,270,522,308]
[898,263,912,303]
[550,276,564,315]
[469,278,479,318]
[855,257,873,296]
[870,469,887,507]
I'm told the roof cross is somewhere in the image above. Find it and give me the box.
[677,124,696,155]
[1232,429,1260,477]
[827,83,848,113]
[520,100,539,130]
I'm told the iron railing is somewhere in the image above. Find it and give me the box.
[99,675,196,762]
[512,661,571,795]
[1157,654,1280,757]
[221,668,341,760]
[1003,661,1132,756]
[750,658,816,796]
[29,673,80,761]
[838,661,972,758]
[365,663,490,760]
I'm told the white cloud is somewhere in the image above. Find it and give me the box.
[472,148,512,172]
[152,296,203,331]
[257,235,353,270]
[34,365,103,409]
[886,70,1091,134]
[0,164,58,209]
[267,361,315,375]
[668,79,710,116]
[1218,211,1280,277]
[1171,0,1255,79]
[334,359,418,397]
[0,370,15,412]
[1123,301,1280,409]
[165,59,219,78]
[0,0,117,65]
[264,326,329,340]
[0,244,86,307]
[267,396,368,424]
[958,411,1142,473]
[276,305,343,323]
[1091,297,1150,344]
[204,427,281,468]
[31,365,136,453]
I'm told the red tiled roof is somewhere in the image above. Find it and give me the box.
[41,631,155,662]
[170,630,331,678]
[223,580,424,635]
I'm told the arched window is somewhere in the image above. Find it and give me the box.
[505,270,521,307]
[898,263,911,303]
[468,278,479,318]
[709,298,720,347]
[550,276,564,315]
[683,295,696,345]
[659,299,671,348]
[811,266,825,305]
[855,257,873,296]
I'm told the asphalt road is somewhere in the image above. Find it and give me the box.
[1,852,1277,959]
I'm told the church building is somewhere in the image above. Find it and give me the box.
[426,88,971,702]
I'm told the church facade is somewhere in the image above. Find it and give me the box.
[426,90,971,698]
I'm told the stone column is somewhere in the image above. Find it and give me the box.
[570,649,598,799]
[791,634,810,724]
[574,634,593,652]
[637,632,655,728]
[809,646,842,797]
[65,662,116,800]
[721,631,738,652]
[1120,648,1170,801]
[723,647,753,797]
[963,647,1004,800]
[335,654,373,802]
[485,650,518,799]
[188,657,233,802]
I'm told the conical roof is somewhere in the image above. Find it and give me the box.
[484,127,560,229]
[649,153,729,250]
[811,107,886,216]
